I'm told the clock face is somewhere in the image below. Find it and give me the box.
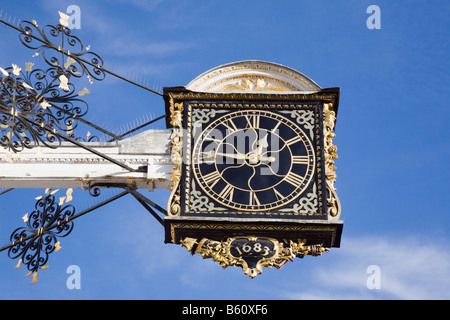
[192,109,315,211]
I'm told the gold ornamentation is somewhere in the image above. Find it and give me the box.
[189,180,226,212]
[323,103,341,219]
[323,103,338,183]
[279,182,318,215]
[191,108,227,125]
[167,95,184,216]
[219,78,290,92]
[167,91,338,107]
[180,236,329,278]
[186,61,322,92]
[58,11,70,27]
[169,96,184,128]
[280,109,315,141]
[326,180,341,219]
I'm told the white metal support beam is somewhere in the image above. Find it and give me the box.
[0,130,174,191]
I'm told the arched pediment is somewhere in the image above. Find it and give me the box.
[186,60,321,93]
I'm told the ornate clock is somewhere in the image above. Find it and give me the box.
[192,109,316,213]
[163,61,343,278]
[192,109,315,212]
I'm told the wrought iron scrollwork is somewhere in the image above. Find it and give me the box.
[0,15,106,154]
[7,191,75,283]
[17,20,105,81]
[88,186,102,197]
[0,64,96,153]
[0,14,164,171]
[0,188,133,283]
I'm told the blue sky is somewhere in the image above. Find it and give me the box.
[0,0,449,300]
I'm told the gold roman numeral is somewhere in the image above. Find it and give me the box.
[273,188,285,201]
[222,119,238,132]
[245,114,260,129]
[249,191,261,206]
[292,155,309,165]
[202,171,221,188]
[219,184,234,201]
[285,135,303,146]
[284,171,304,186]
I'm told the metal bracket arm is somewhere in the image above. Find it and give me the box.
[0,129,174,191]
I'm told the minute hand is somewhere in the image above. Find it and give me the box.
[215,152,247,160]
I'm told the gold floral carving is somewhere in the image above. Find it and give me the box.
[180,236,329,278]
[167,95,184,216]
[323,103,337,183]
[218,78,290,92]
[323,103,341,219]
[326,181,341,220]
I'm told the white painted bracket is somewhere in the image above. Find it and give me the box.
[0,130,174,191]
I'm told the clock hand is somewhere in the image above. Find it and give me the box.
[215,151,247,160]
[201,150,215,158]
[259,155,276,163]
[250,134,269,156]
[257,135,269,154]
[248,134,272,164]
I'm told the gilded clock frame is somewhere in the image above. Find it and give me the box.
[165,89,340,220]
[185,102,324,218]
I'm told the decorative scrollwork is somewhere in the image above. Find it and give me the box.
[88,186,101,197]
[279,182,318,215]
[323,103,338,184]
[326,180,341,220]
[0,64,97,154]
[180,236,329,278]
[280,109,315,141]
[322,102,341,220]
[0,15,108,157]
[17,19,105,81]
[189,180,226,212]
[8,190,76,283]
[167,94,184,215]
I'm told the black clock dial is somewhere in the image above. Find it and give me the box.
[192,110,315,211]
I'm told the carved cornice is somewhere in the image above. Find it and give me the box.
[167,90,338,103]
[165,216,343,248]
[163,87,339,128]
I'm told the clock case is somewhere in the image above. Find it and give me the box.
[163,86,342,249]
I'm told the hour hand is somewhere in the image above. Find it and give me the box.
[257,135,269,152]
[252,134,269,156]
[259,155,276,163]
